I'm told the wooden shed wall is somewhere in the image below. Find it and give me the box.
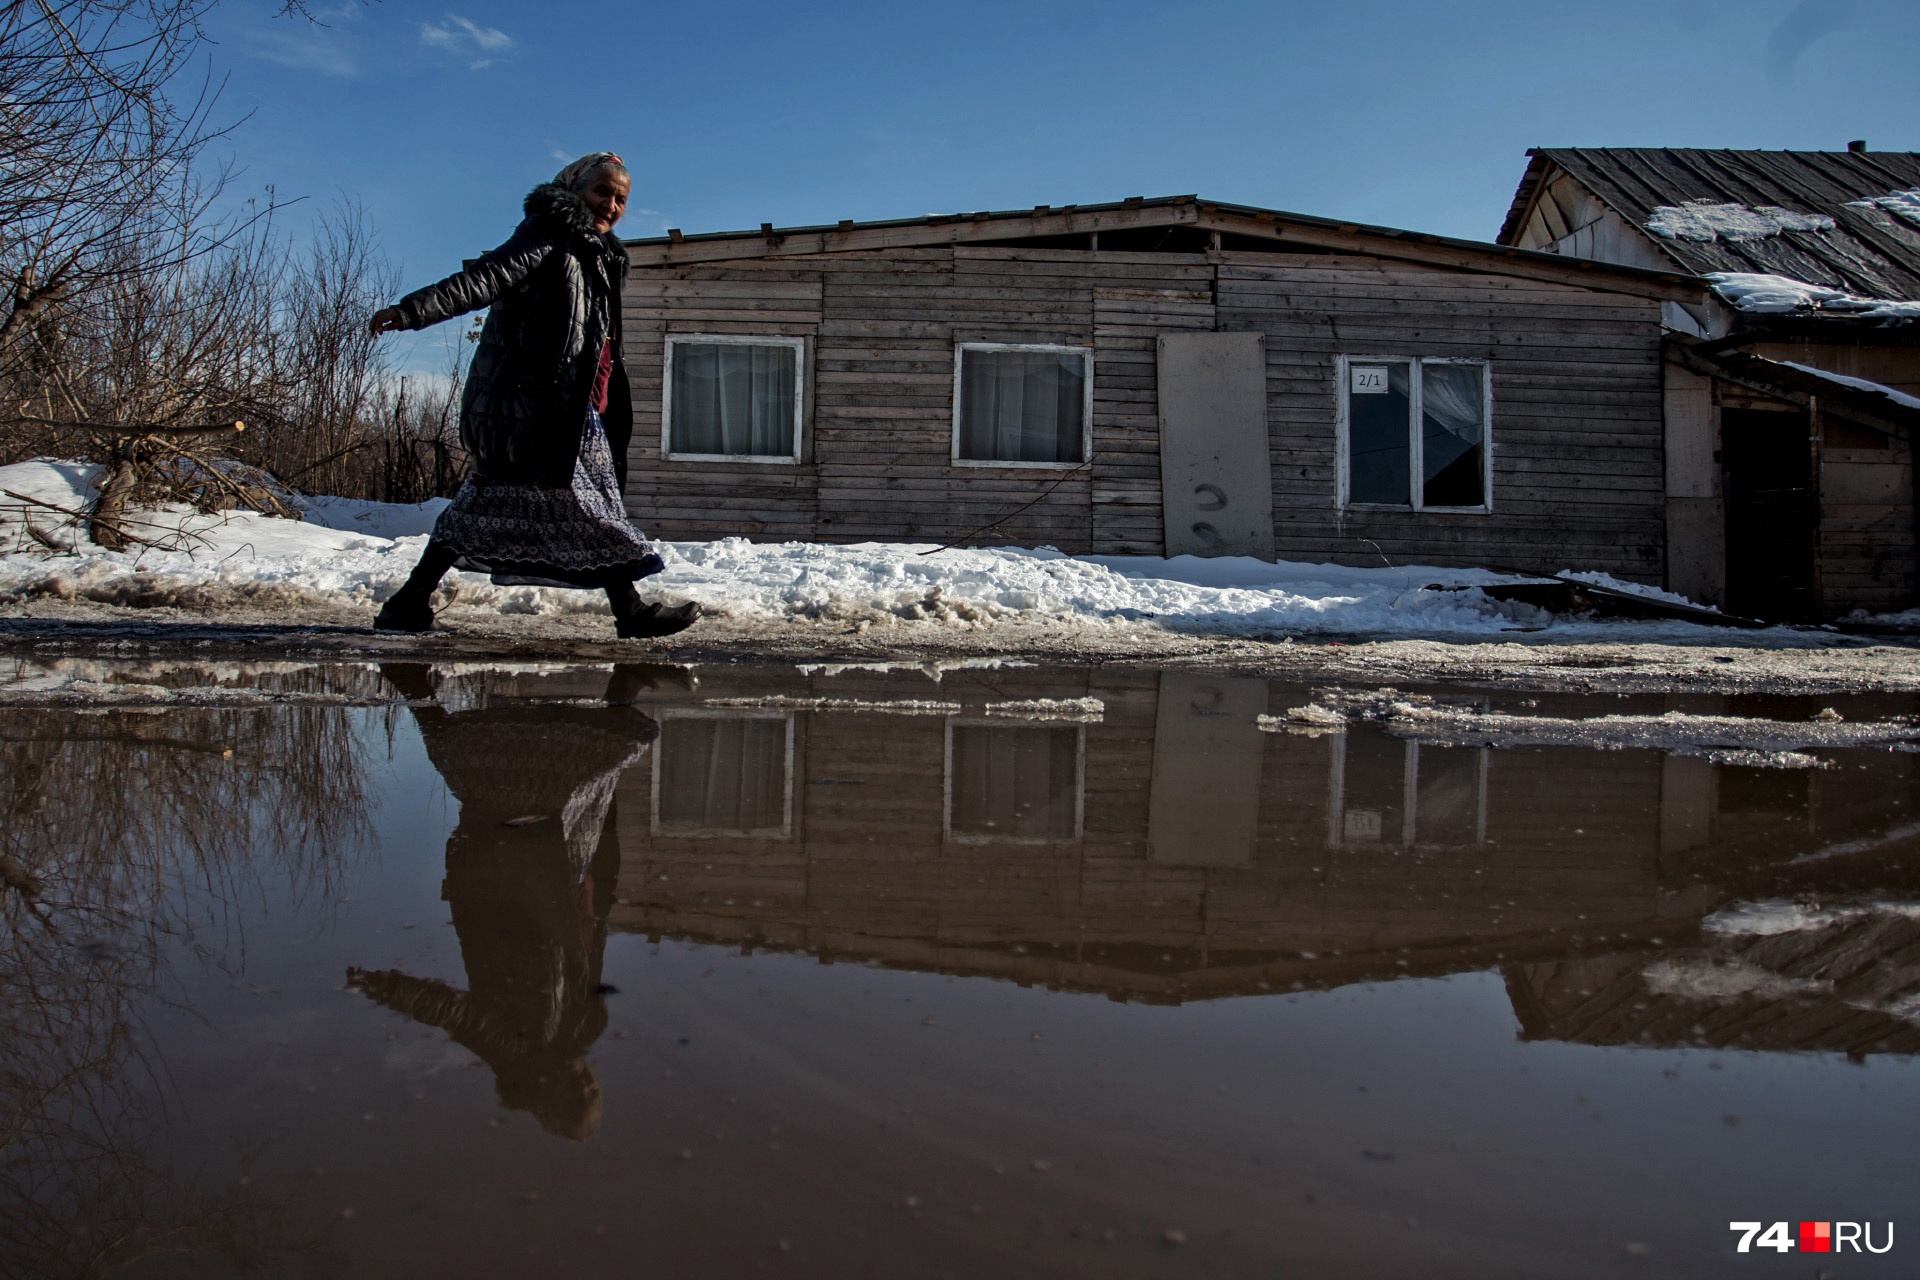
[1819,432,1916,615]
[622,245,1667,579]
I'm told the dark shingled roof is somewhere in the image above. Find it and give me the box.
[1499,148,1920,301]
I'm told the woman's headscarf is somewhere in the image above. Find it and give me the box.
[553,151,627,192]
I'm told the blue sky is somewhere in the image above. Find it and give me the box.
[204,0,1918,366]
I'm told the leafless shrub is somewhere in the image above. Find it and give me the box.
[0,1,241,384]
[0,2,467,525]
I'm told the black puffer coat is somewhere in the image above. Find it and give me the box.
[394,183,632,489]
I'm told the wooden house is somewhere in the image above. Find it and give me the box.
[618,197,1703,586]
[1499,148,1920,619]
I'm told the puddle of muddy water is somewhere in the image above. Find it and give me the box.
[3,658,1919,1279]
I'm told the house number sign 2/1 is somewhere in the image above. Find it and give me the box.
[1350,366,1390,394]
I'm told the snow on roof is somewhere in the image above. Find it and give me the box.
[1705,271,1920,320]
[1502,150,1920,303]
[1846,189,1920,225]
[1646,202,1836,243]
[1779,361,1920,412]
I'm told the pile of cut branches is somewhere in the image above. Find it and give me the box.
[89,422,300,548]
[2,419,300,555]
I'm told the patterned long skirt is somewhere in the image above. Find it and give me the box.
[430,409,664,589]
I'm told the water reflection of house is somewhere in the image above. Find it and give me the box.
[611,667,1920,1049]
[1506,906,1920,1058]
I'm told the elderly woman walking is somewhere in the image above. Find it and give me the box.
[368,152,697,638]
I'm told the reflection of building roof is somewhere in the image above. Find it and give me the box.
[1507,911,1920,1057]
[1500,148,1920,300]
[608,901,1670,1006]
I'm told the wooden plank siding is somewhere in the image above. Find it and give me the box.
[1214,257,1666,575]
[1818,440,1917,615]
[607,665,1673,1004]
[622,243,1668,577]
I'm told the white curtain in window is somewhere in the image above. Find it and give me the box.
[949,724,1080,840]
[1420,363,1484,444]
[959,349,1085,463]
[671,343,796,456]
[657,716,790,833]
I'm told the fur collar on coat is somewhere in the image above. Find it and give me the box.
[521,182,621,254]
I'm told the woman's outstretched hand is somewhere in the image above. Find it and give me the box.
[369,307,403,336]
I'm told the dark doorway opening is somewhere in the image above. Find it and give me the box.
[1722,407,1816,622]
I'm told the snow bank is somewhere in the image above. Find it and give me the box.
[1646,201,1835,242]
[0,458,1728,640]
[1705,272,1920,320]
[585,538,1539,635]
[1849,605,1920,631]
[295,493,450,539]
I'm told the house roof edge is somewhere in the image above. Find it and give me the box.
[624,193,1704,301]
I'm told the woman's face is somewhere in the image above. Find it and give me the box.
[582,171,630,234]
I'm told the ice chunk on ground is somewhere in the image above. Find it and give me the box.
[983,697,1104,722]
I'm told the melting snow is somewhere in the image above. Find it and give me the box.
[1643,958,1831,1002]
[296,493,450,539]
[1703,899,1920,937]
[1557,570,1713,609]
[984,696,1105,722]
[1846,189,1920,225]
[0,458,1625,639]
[1778,361,1920,412]
[1646,201,1836,242]
[1268,690,1920,767]
[1705,272,1920,319]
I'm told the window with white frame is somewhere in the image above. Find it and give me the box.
[1339,357,1491,509]
[664,335,805,462]
[651,710,795,838]
[953,343,1091,466]
[944,720,1084,843]
[1325,729,1486,850]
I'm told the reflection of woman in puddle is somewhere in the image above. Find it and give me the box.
[348,664,667,1140]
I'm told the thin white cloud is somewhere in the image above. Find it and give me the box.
[420,14,515,69]
[241,4,364,77]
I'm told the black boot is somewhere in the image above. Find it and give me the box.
[607,582,700,640]
[375,542,457,632]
